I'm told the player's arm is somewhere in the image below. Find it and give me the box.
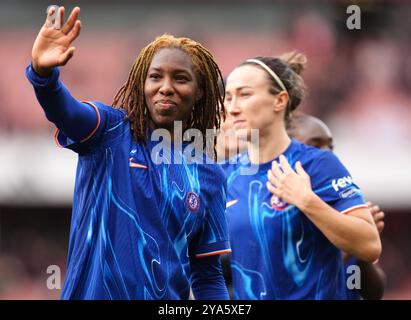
[26,6,97,142]
[189,254,230,300]
[188,167,231,300]
[267,155,381,262]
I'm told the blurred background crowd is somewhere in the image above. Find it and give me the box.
[0,0,410,299]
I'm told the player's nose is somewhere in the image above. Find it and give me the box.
[227,97,241,115]
[159,77,175,96]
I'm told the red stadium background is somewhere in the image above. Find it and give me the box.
[0,0,410,299]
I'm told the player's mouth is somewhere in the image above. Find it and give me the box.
[155,99,178,115]
[156,99,177,108]
[233,119,246,128]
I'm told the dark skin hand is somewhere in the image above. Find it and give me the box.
[31,6,81,77]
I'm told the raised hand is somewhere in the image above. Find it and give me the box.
[31,6,81,76]
[266,155,312,209]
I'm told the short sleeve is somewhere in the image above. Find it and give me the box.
[55,101,127,154]
[189,164,232,258]
[309,150,367,214]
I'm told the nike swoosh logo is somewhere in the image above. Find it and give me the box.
[226,199,238,208]
[129,158,148,170]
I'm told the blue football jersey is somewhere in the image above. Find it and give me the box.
[221,139,367,299]
[56,101,231,299]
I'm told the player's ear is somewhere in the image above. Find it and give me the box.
[273,91,289,113]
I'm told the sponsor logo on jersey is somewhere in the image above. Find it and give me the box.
[339,187,360,199]
[186,191,200,212]
[332,176,353,192]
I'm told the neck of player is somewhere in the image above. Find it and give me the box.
[247,121,291,164]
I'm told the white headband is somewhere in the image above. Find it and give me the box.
[246,59,288,94]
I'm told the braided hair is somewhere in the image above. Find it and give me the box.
[112,34,225,156]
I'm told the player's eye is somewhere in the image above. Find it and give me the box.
[175,75,189,82]
[149,73,161,80]
[240,91,251,97]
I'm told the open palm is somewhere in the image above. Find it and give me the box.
[32,6,81,76]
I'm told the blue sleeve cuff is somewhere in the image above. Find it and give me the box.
[25,63,60,88]
[193,240,231,258]
[331,196,368,214]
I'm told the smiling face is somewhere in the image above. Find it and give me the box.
[225,64,284,140]
[144,47,202,132]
